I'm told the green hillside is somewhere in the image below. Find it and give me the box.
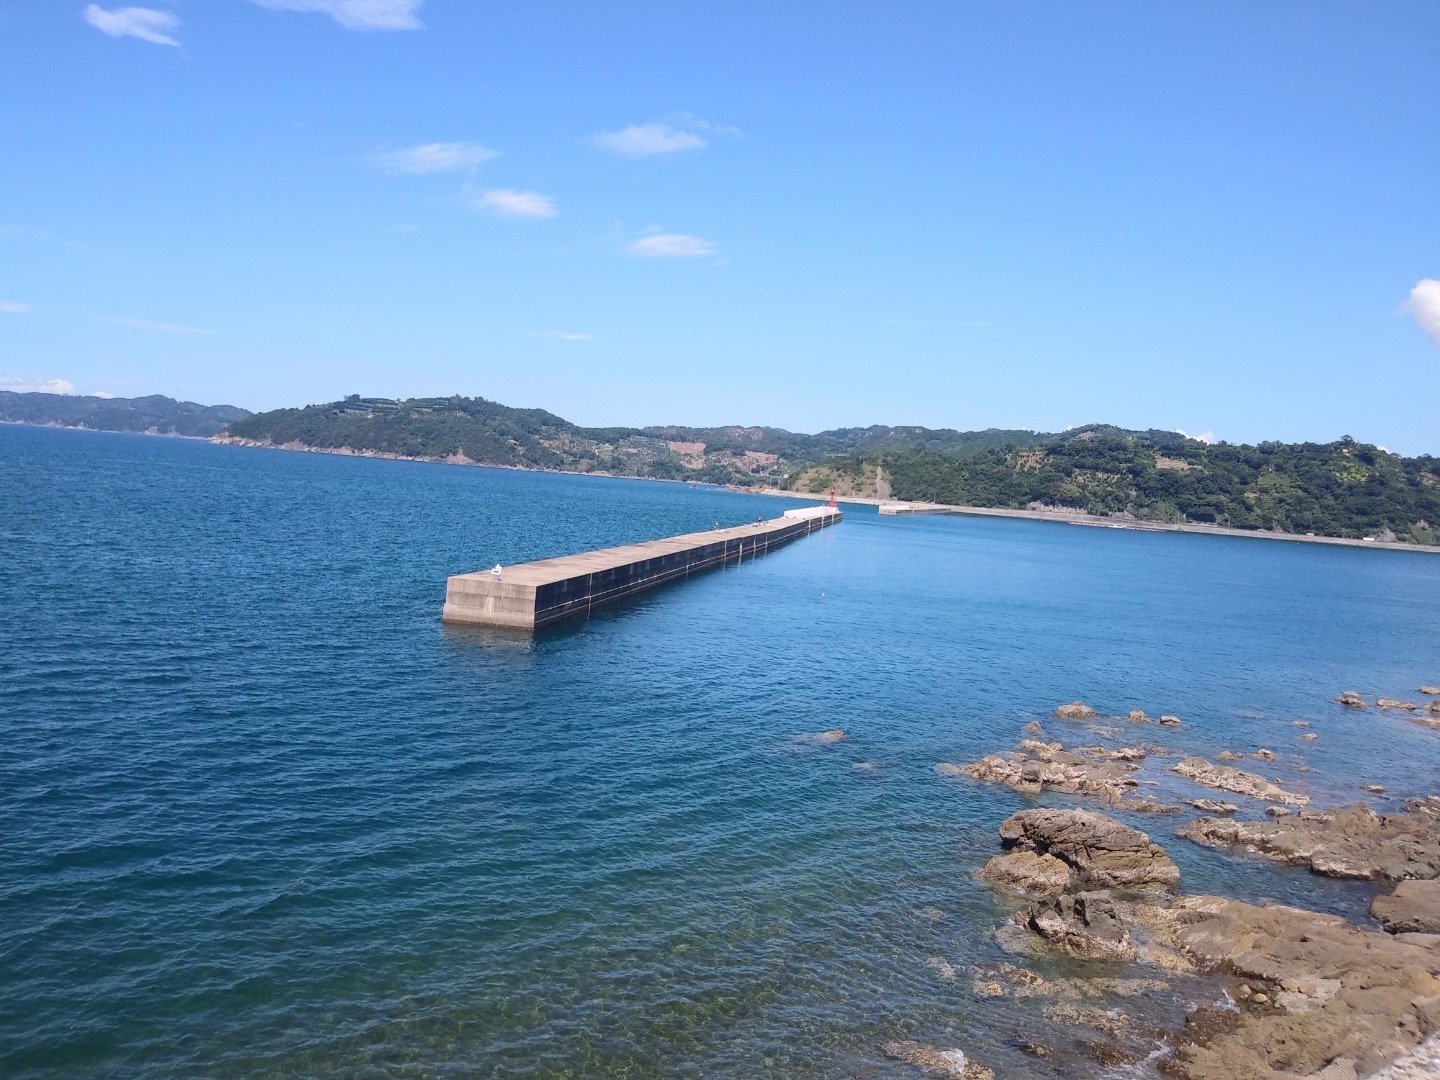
[0,392,250,437]
[222,396,1440,545]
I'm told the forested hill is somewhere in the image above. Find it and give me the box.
[0,391,250,437]
[851,426,1438,545]
[221,396,1440,546]
[221,394,1041,485]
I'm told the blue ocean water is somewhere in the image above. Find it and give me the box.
[2,424,1439,1078]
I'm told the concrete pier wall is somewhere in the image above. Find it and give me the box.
[442,505,842,630]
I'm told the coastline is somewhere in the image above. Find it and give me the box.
[17,425,1436,554]
[748,487,1440,555]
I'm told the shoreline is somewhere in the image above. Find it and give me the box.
[13,425,1438,554]
[747,487,1440,555]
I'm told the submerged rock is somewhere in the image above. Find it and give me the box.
[998,808,1180,890]
[883,1040,994,1080]
[1028,891,1137,961]
[1053,701,1099,719]
[1170,756,1309,806]
[1371,879,1440,934]
[1177,801,1440,881]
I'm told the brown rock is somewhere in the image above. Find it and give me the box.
[1022,720,1045,734]
[1053,701,1099,720]
[998,808,1180,890]
[1378,699,1420,711]
[883,1041,994,1079]
[1335,690,1368,708]
[1177,801,1440,881]
[1189,799,1241,814]
[1265,806,1293,817]
[959,743,1139,803]
[1218,750,1243,762]
[1302,732,1319,740]
[1028,891,1137,961]
[1164,895,1440,1078]
[979,850,1071,897]
[1253,748,1277,761]
[1170,756,1309,806]
[1419,686,1440,696]
[1158,714,1183,726]
[1371,879,1440,934]
[1365,784,1386,794]
[1127,709,1149,722]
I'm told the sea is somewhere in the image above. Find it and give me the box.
[3,424,1439,1078]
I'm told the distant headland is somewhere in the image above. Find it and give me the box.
[7,389,1438,547]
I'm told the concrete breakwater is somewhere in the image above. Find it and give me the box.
[442,506,841,630]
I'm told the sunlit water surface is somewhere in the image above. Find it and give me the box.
[3,426,1439,1077]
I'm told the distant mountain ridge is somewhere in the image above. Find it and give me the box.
[224,394,1440,545]
[0,392,250,437]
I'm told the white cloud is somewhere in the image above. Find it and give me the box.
[1176,428,1217,445]
[91,390,117,398]
[249,0,422,30]
[0,301,30,314]
[101,315,211,334]
[1402,278,1440,347]
[628,233,716,258]
[2,377,75,395]
[532,331,594,341]
[473,189,557,219]
[586,122,708,158]
[83,5,180,46]
[371,142,498,174]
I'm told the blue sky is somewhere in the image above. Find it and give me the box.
[2,1,1438,452]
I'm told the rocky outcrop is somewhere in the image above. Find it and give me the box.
[948,737,1154,806]
[979,850,1071,897]
[1419,686,1440,696]
[1027,891,1137,960]
[1159,714,1183,726]
[997,808,1180,890]
[1335,691,1368,708]
[1170,756,1310,806]
[1162,895,1440,1079]
[1378,699,1420,711]
[1190,799,1241,814]
[1177,800,1440,881]
[1053,701,1098,719]
[1370,879,1440,934]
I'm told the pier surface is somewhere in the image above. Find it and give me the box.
[442,505,842,629]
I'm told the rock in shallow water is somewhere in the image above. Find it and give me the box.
[997,807,1180,890]
[1177,800,1440,881]
[883,1040,994,1079]
[1170,756,1309,806]
[979,850,1071,897]
[1027,891,1137,961]
[1053,701,1099,719]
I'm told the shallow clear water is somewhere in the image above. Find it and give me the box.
[3,425,1439,1078]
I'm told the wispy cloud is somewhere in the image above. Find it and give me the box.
[628,232,716,258]
[101,316,212,334]
[370,142,498,174]
[472,189,557,219]
[2,376,75,395]
[249,0,422,30]
[587,122,707,158]
[0,301,30,314]
[83,5,180,46]
[532,331,594,342]
[1402,278,1440,347]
